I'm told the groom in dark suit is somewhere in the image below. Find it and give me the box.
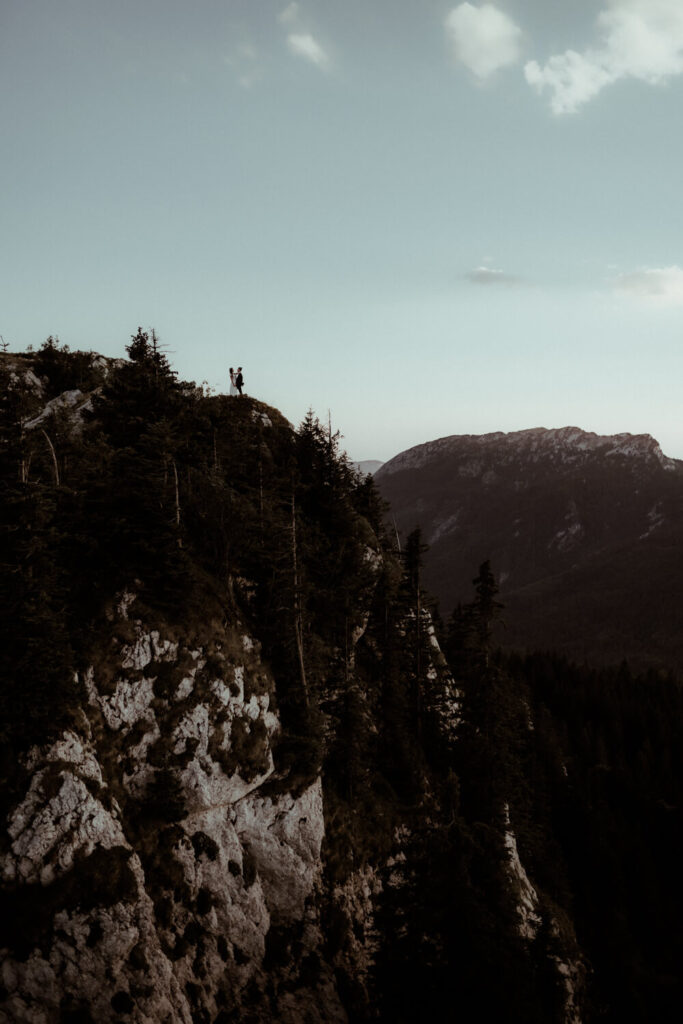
[235,367,244,395]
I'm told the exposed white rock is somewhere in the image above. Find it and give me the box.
[503,805,542,942]
[1,608,340,1023]
[426,618,442,651]
[99,676,155,732]
[233,664,245,701]
[90,354,126,377]
[166,806,271,964]
[363,544,382,569]
[351,612,371,649]
[551,953,584,1024]
[180,719,275,811]
[422,614,461,739]
[7,771,124,886]
[251,409,272,428]
[174,673,196,701]
[234,780,324,925]
[640,501,665,539]
[2,844,194,1023]
[8,366,44,396]
[120,628,178,671]
[4,734,127,887]
[23,731,101,782]
[210,677,233,706]
[114,589,137,620]
[124,719,160,790]
[23,389,84,431]
[173,702,211,756]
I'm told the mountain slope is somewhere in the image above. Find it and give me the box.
[2,346,682,1022]
[375,427,683,670]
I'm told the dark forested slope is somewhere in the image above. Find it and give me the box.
[375,427,683,671]
[1,338,682,1023]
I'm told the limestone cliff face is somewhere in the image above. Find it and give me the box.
[0,587,589,1024]
[0,591,344,1023]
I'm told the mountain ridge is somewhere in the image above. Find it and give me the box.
[374,425,683,671]
[377,425,680,476]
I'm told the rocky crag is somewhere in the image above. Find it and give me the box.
[2,595,340,1023]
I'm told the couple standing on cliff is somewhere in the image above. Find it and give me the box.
[229,367,244,396]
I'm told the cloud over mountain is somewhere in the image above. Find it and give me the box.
[445,3,523,79]
[526,0,683,113]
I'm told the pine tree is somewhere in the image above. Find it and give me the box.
[402,529,430,735]
[471,559,505,666]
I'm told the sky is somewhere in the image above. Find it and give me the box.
[2,0,683,463]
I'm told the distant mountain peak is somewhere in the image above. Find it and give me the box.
[377,426,678,477]
[374,423,683,670]
[508,426,674,468]
[353,459,384,476]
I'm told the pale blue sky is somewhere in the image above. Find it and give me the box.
[2,1,683,461]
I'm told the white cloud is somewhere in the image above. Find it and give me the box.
[525,0,683,114]
[466,266,522,286]
[525,51,613,113]
[445,3,523,79]
[278,3,299,24]
[614,266,683,306]
[287,32,330,69]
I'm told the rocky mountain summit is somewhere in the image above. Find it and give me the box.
[375,426,683,670]
[380,426,676,476]
[1,341,682,1022]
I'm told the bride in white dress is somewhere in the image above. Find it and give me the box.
[229,367,238,396]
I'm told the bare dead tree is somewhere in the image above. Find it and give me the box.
[172,458,182,547]
[40,429,60,487]
[291,489,309,706]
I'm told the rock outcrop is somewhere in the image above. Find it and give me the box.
[1,593,345,1023]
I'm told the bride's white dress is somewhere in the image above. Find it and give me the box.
[229,375,238,396]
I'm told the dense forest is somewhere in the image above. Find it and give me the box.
[1,335,682,1022]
